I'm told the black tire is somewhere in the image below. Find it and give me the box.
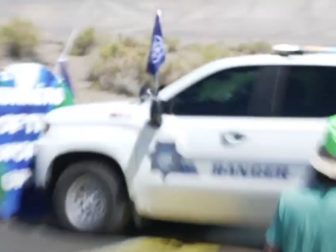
[132,209,153,231]
[53,160,131,233]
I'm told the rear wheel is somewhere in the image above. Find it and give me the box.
[53,160,131,233]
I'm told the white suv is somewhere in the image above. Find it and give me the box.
[35,50,336,233]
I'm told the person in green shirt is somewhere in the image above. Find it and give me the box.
[265,115,336,252]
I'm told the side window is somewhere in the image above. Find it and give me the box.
[164,66,262,116]
[278,66,336,117]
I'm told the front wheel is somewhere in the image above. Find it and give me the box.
[53,160,131,233]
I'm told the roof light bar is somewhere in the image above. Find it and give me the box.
[273,44,336,56]
[273,44,302,55]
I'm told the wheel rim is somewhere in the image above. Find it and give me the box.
[65,174,108,231]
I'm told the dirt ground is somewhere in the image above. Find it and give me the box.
[2,0,336,45]
[0,41,127,104]
[2,0,336,104]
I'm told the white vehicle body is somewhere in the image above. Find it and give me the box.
[35,53,336,230]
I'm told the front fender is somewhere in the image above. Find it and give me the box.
[35,124,139,188]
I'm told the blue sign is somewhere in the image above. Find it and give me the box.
[150,142,304,180]
[151,142,197,177]
[212,162,289,179]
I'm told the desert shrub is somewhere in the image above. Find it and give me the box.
[166,38,180,53]
[0,18,39,58]
[185,43,231,62]
[160,52,204,85]
[88,37,151,96]
[70,27,96,56]
[233,41,272,54]
[89,37,271,96]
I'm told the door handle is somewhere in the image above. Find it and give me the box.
[220,132,246,145]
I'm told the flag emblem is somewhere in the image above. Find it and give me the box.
[150,35,165,65]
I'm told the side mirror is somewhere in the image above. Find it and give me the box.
[149,99,162,128]
[139,85,153,102]
[139,85,165,102]
[158,84,165,92]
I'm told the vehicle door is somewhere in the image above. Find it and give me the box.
[270,65,336,182]
[133,65,286,226]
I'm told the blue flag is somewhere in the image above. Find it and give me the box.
[147,10,166,76]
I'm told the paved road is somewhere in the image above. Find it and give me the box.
[0,219,125,252]
[0,218,263,252]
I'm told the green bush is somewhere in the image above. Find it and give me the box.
[0,18,39,58]
[70,27,96,56]
[89,37,271,96]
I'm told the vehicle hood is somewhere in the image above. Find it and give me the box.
[46,100,149,125]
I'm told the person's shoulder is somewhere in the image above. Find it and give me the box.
[279,186,331,214]
[281,188,307,200]
[280,189,306,207]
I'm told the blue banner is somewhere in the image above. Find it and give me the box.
[0,63,73,219]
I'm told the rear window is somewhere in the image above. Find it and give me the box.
[278,66,336,117]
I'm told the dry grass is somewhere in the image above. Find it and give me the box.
[0,18,40,59]
[88,37,271,96]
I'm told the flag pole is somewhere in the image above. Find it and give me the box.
[147,9,165,97]
[154,72,160,96]
[154,9,162,96]
[53,0,96,73]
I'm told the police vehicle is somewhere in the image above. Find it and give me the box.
[35,44,336,233]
